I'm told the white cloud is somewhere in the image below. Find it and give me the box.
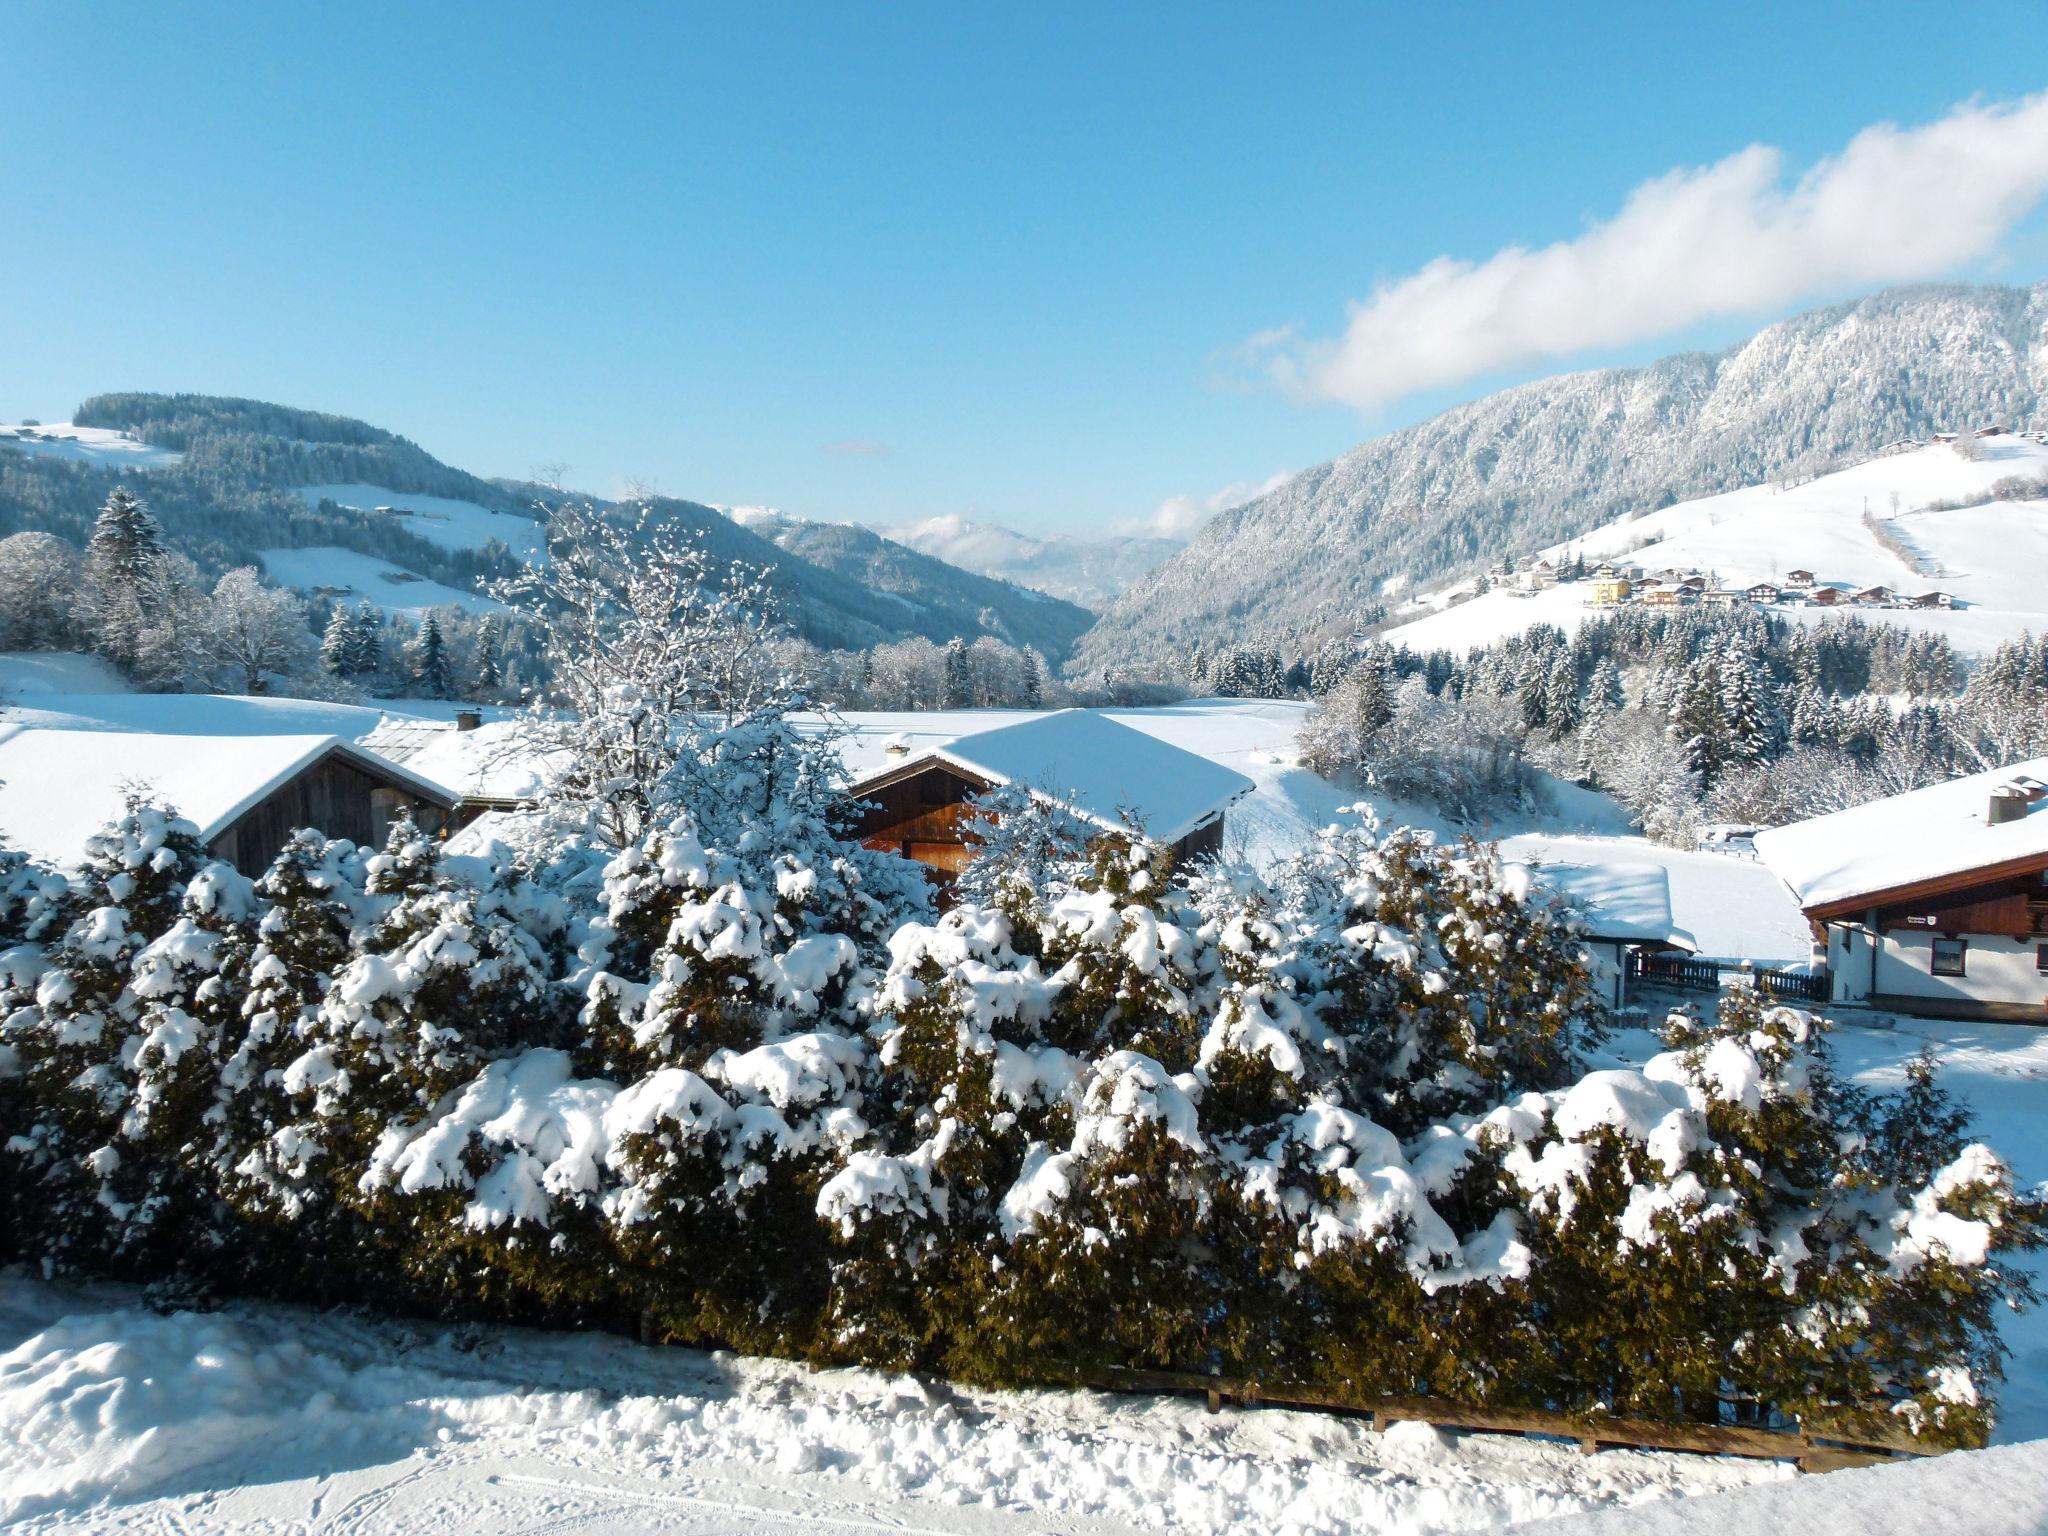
[1136,469,1295,539]
[1249,91,2048,412]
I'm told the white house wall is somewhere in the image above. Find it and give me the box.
[1871,928,2046,1007]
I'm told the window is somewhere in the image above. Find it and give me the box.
[1931,937,1967,978]
[2038,944,2048,975]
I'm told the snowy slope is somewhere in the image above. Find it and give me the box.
[0,651,132,696]
[260,547,507,618]
[1381,439,2048,657]
[295,484,548,562]
[0,422,183,469]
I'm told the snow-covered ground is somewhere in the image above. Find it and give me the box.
[259,546,507,618]
[1384,440,2048,657]
[0,650,132,697]
[0,422,184,470]
[296,484,548,563]
[9,1005,2046,1535]
[0,1271,1784,1535]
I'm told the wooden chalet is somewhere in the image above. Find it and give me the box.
[1755,761,2048,1021]
[1784,569,1817,589]
[1805,585,1843,606]
[1852,585,1895,606]
[0,726,459,875]
[844,710,1254,888]
[1745,582,1781,604]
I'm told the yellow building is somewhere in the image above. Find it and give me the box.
[1589,575,1632,606]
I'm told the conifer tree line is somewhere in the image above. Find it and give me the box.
[0,791,2037,1449]
[1300,608,2048,841]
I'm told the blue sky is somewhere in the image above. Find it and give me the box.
[3,3,2045,537]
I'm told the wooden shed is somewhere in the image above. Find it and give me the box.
[844,710,1254,887]
[0,726,459,875]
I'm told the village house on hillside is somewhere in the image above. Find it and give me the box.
[1756,761,2048,1021]
[844,709,1253,884]
[0,725,458,875]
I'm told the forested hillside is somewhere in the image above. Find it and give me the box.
[4,394,1096,663]
[1076,284,2048,670]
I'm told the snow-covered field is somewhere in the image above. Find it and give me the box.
[259,546,507,618]
[1384,441,2048,657]
[8,1006,2046,1535]
[0,422,183,470]
[0,1270,1785,1535]
[296,484,548,563]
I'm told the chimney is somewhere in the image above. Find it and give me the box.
[455,709,482,733]
[1989,778,2044,825]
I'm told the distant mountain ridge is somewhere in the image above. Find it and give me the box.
[14,394,1096,661]
[1072,283,2048,670]
[884,514,1186,609]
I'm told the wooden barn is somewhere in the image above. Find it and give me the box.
[844,710,1254,886]
[0,726,459,874]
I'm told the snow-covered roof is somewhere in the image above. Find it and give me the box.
[1754,756,2048,914]
[0,725,456,869]
[358,718,563,804]
[1523,860,1697,950]
[856,708,1255,845]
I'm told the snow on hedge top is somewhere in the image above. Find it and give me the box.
[1755,755,2048,913]
[867,709,1256,845]
[1522,860,1697,949]
[0,422,182,469]
[0,726,455,869]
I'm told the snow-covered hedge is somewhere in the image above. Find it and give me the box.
[0,803,2038,1449]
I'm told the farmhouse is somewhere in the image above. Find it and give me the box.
[1755,760,2048,1021]
[1805,585,1843,607]
[1784,569,1816,589]
[0,725,459,875]
[844,709,1254,884]
[1852,585,1895,606]
[1745,582,1781,604]
[1588,568,1633,606]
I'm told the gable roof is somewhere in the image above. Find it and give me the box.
[0,725,456,870]
[1522,859,1697,950]
[1754,757,2048,916]
[852,708,1254,845]
[359,717,562,804]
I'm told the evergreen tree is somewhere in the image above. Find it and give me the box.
[473,622,503,697]
[941,638,972,709]
[408,613,453,698]
[347,603,383,677]
[1019,648,1042,708]
[80,487,169,674]
[1719,639,1783,766]
[319,606,357,676]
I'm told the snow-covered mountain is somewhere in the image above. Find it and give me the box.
[711,505,1096,660]
[1073,283,2048,669]
[885,514,1186,609]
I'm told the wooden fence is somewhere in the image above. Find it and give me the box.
[1096,1367,1936,1474]
[1627,953,1830,1004]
